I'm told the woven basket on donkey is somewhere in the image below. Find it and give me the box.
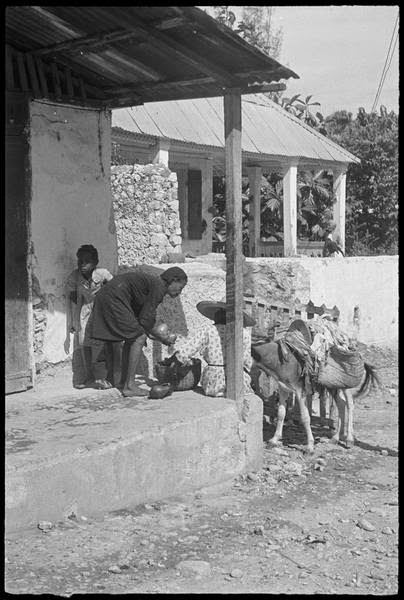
[317,346,364,389]
[155,356,201,391]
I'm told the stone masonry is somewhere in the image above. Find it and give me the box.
[111,163,183,266]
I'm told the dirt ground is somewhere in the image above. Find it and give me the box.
[5,345,398,596]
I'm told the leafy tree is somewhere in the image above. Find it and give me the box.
[205,5,283,60]
[325,106,398,255]
[237,6,283,60]
[210,6,237,29]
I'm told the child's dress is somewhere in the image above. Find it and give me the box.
[66,268,113,344]
[65,268,113,385]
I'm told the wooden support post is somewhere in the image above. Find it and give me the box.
[152,139,170,166]
[282,161,298,257]
[333,167,347,254]
[201,157,213,254]
[224,90,244,418]
[247,165,262,257]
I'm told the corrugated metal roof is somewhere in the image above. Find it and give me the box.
[112,94,360,164]
[5,6,298,108]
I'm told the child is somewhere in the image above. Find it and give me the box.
[65,244,113,388]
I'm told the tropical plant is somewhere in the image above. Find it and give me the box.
[210,175,252,254]
[260,173,283,240]
[325,106,398,255]
[296,170,334,239]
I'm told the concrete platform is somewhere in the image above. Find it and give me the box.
[5,366,263,533]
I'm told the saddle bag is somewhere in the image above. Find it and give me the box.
[317,346,364,389]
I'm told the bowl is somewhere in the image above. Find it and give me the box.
[149,383,172,399]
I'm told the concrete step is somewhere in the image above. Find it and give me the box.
[6,369,262,533]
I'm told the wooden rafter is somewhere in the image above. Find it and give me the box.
[96,8,238,86]
[65,67,74,99]
[6,45,15,89]
[35,57,49,97]
[51,61,62,99]
[16,52,29,91]
[30,29,140,57]
[25,54,40,96]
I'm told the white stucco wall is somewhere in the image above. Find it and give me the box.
[29,100,118,363]
[245,255,398,348]
[300,255,398,347]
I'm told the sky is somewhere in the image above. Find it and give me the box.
[202,5,399,117]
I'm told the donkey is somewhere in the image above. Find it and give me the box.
[251,340,379,453]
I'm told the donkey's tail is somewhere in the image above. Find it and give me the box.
[354,363,381,399]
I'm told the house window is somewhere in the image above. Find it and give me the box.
[187,169,202,240]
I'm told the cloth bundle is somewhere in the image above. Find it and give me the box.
[309,317,356,363]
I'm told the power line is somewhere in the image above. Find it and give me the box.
[371,12,399,113]
[371,11,399,112]
[374,31,399,111]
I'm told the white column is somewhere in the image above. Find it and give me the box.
[247,165,262,257]
[201,157,213,254]
[333,168,347,254]
[151,139,170,166]
[282,161,298,257]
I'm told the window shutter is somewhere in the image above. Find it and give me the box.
[188,169,202,239]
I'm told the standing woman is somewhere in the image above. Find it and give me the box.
[86,267,188,397]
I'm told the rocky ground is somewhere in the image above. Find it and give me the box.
[5,345,398,596]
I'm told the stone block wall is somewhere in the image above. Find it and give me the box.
[111,164,183,266]
[31,274,48,366]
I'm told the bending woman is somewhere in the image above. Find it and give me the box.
[171,300,255,397]
[86,266,188,397]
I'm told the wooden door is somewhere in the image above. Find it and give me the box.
[5,92,33,393]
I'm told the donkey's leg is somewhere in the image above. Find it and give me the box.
[306,392,313,419]
[331,390,345,445]
[296,386,315,453]
[319,388,328,426]
[269,387,288,446]
[283,393,294,428]
[328,392,339,442]
[344,389,355,449]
